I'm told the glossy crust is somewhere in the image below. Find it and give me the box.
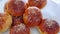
[10,23,30,34]
[0,12,12,32]
[23,7,42,27]
[38,19,59,34]
[28,0,47,9]
[5,0,27,16]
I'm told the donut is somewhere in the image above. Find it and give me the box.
[38,19,59,34]
[0,12,12,32]
[10,23,30,34]
[23,7,42,27]
[5,0,27,16]
[28,0,47,9]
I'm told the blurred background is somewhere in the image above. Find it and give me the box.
[0,0,60,34]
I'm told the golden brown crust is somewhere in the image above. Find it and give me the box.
[28,0,47,9]
[38,19,59,34]
[38,27,47,34]
[10,23,30,34]
[0,12,12,32]
[5,0,27,17]
[23,7,42,27]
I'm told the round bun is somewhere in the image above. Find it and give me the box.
[23,7,42,27]
[0,12,12,32]
[5,0,27,17]
[28,0,47,9]
[38,19,59,34]
[10,23,30,34]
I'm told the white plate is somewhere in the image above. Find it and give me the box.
[0,0,60,34]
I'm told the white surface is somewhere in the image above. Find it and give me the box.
[0,0,60,34]
[52,0,60,4]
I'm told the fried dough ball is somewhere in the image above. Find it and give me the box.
[0,12,12,32]
[38,19,59,34]
[12,16,23,26]
[10,23,30,34]
[23,7,42,27]
[5,0,27,16]
[28,0,47,9]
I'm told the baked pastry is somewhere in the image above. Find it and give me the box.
[28,0,47,9]
[12,16,23,26]
[10,23,30,34]
[5,0,27,17]
[38,19,59,34]
[0,12,12,32]
[23,7,42,27]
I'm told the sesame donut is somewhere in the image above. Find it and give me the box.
[5,0,27,17]
[10,23,30,34]
[23,7,42,27]
[38,19,59,34]
[0,12,12,32]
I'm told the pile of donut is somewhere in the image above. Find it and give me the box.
[0,0,60,34]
